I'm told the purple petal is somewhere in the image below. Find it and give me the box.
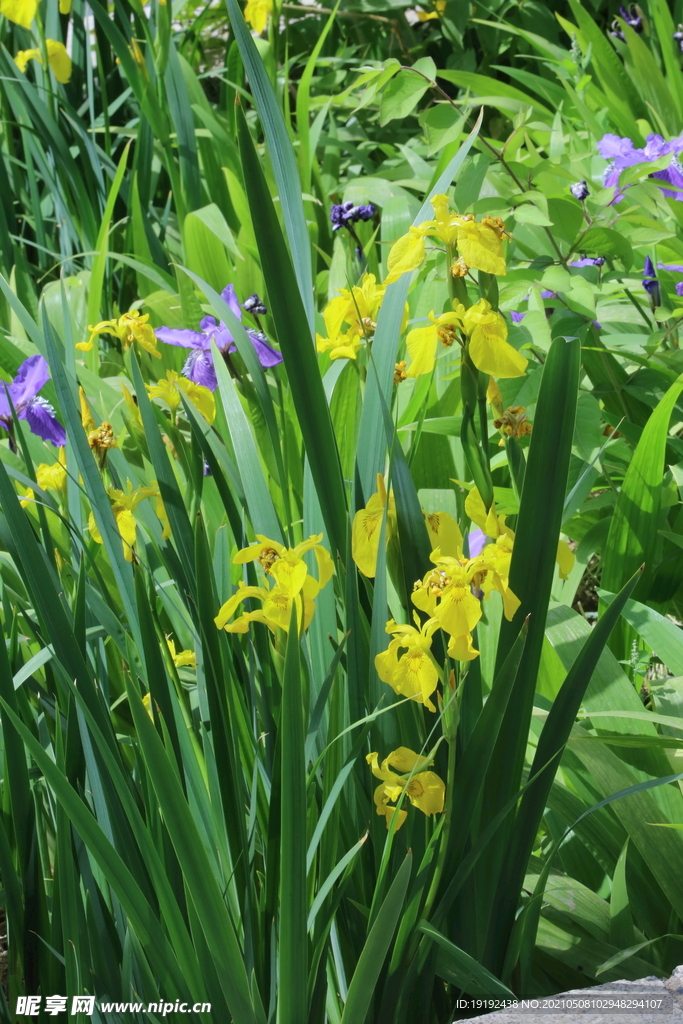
[510,311,526,324]
[643,256,657,279]
[9,354,50,408]
[643,133,671,160]
[541,290,556,299]
[220,284,242,322]
[247,330,283,368]
[569,257,605,267]
[199,316,218,331]
[21,397,66,446]
[156,326,209,349]
[182,349,218,391]
[592,320,602,330]
[658,263,683,272]
[676,282,683,297]
[597,133,642,167]
[652,162,683,199]
[467,529,486,559]
[213,325,236,353]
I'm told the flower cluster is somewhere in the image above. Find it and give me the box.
[156,284,281,390]
[406,298,527,379]
[385,193,509,285]
[598,132,683,202]
[316,274,405,361]
[214,534,334,636]
[367,748,445,831]
[330,202,376,232]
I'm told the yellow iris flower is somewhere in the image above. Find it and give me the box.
[366,747,445,831]
[375,617,442,711]
[215,532,334,636]
[404,298,527,380]
[77,310,160,358]
[15,40,72,83]
[244,0,272,34]
[416,0,446,19]
[88,482,167,561]
[146,370,215,424]
[316,274,406,361]
[385,194,508,285]
[167,639,196,668]
[36,447,67,494]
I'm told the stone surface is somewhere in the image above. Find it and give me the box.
[457,967,683,1023]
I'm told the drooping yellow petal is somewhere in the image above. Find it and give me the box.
[46,39,72,83]
[385,227,427,285]
[2,0,37,28]
[455,220,506,276]
[393,646,439,712]
[405,323,438,378]
[424,511,463,559]
[214,582,268,629]
[176,376,215,423]
[373,784,408,831]
[435,582,482,638]
[404,770,445,815]
[470,330,527,379]
[116,508,137,560]
[352,490,388,578]
[446,632,480,661]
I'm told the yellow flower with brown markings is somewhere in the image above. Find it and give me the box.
[367,747,445,831]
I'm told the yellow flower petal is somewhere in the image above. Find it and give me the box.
[46,39,72,83]
[446,632,480,661]
[3,0,37,29]
[385,227,427,285]
[435,582,482,638]
[405,324,438,378]
[352,489,391,577]
[385,746,433,774]
[455,220,506,276]
[244,0,272,33]
[469,331,528,379]
[424,510,463,559]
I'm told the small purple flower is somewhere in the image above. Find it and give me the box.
[610,4,643,41]
[674,25,683,53]
[570,180,590,201]
[330,202,376,232]
[0,355,66,448]
[243,293,267,316]
[510,310,526,324]
[569,256,605,267]
[156,284,282,390]
[203,459,212,477]
[643,257,661,308]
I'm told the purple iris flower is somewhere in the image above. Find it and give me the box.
[598,132,683,203]
[569,256,605,267]
[156,284,282,391]
[610,4,643,41]
[0,355,66,448]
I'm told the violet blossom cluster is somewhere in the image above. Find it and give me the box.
[329,202,376,232]
[610,4,643,41]
[598,132,683,203]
